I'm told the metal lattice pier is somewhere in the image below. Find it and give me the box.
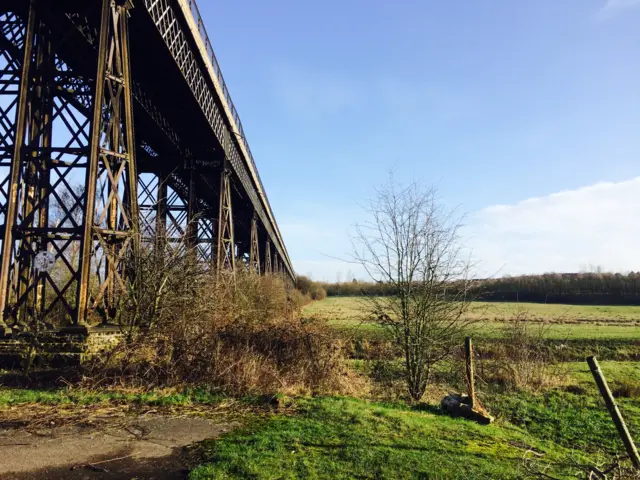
[0,0,295,334]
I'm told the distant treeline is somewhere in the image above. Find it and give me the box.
[319,281,398,297]
[314,272,640,305]
[476,273,640,305]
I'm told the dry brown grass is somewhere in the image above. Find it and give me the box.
[478,311,569,392]
[82,243,352,396]
[612,378,640,399]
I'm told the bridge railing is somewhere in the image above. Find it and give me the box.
[186,0,273,218]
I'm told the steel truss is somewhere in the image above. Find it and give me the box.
[138,172,162,243]
[0,12,25,320]
[0,1,293,335]
[0,5,92,332]
[142,0,294,279]
[77,0,139,324]
[138,169,214,266]
[217,163,234,273]
[264,239,272,275]
[0,0,139,332]
[249,215,260,275]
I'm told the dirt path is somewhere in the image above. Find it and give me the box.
[0,407,240,479]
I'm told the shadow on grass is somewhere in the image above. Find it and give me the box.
[0,368,81,388]
[411,403,443,415]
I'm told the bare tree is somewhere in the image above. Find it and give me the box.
[352,175,475,401]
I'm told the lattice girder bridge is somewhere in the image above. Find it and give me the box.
[0,0,295,335]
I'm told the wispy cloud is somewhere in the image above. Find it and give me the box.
[603,0,640,11]
[269,65,473,121]
[269,65,363,115]
[596,0,640,20]
[468,177,640,276]
[284,178,640,280]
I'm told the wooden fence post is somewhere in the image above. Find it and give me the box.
[465,337,475,409]
[587,356,640,470]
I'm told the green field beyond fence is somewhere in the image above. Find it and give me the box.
[303,298,640,340]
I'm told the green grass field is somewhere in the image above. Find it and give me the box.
[303,297,640,340]
[1,363,638,478]
[186,297,639,479]
[1,359,637,479]
[190,393,638,480]
[0,387,226,407]
[2,297,638,479]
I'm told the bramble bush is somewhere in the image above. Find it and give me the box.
[83,241,351,396]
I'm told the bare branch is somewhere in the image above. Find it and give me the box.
[351,173,476,401]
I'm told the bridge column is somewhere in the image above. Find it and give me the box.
[195,216,215,266]
[138,173,162,243]
[0,11,21,335]
[77,0,139,326]
[163,179,189,251]
[155,173,168,248]
[138,171,176,259]
[249,215,260,275]
[17,14,55,326]
[264,239,272,275]
[216,164,235,273]
[0,6,39,334]
[0,5,92,334]
[271,248,279,276]
[185,158,197,253]
[0,13,25,279]
[235,237,249,272]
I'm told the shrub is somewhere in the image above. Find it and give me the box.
[84,242,349,396]
[297,276,327,301]
[310,286,327,301]
[296,275,313,295]
[480,312,567,392]
[289,288,312,309]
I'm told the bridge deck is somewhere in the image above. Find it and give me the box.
[143,0,294,278]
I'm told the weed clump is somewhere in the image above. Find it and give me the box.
[82,244,351,396]
[612,378,640,399]
[480,312,568,392]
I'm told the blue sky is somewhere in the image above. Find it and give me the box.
[198,0,640,281]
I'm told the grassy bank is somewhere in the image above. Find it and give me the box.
[190,396,612,480]
[188,358,640,479]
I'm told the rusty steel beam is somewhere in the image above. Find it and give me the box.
[77,0,139,326]
[141,0,295,281]
[0,5,35,335]
[185,158,197,252]
[249,214,260,275]
[264,239,272,275]
[156,173,168,245]
[216,162,234,273]
[0,0,298,335]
